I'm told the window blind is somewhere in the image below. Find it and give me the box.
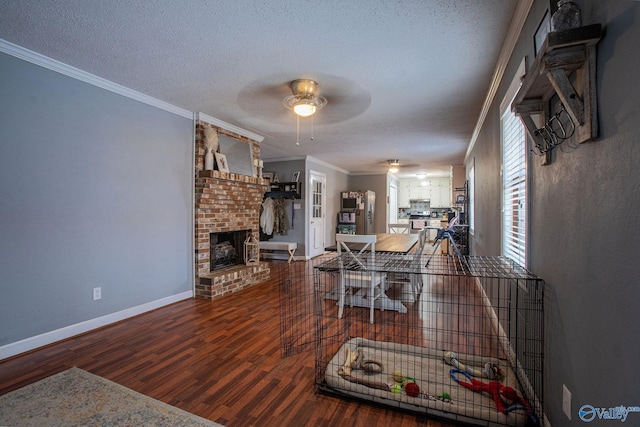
[501,106,527,266]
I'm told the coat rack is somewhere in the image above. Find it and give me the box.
[512,24,602,164]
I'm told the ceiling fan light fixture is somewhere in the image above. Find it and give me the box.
[292,99,317,117]
[283,79,327,117]
[387,159,400,174]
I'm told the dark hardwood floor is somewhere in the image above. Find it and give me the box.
[0,260,458,427]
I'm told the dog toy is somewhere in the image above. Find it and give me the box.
[338,348,362,377]
[360,360,384,375]
[404,381,420,397]
[338,348,385,378]
[450,369,539,425]
[444,351,504,381]
[418,391,453,404]
[392,370,405,383]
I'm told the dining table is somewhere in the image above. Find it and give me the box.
[320,232,421,315]
[325,232,419,254]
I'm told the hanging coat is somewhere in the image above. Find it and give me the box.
[260,197,275,235]
[274,197,288,235]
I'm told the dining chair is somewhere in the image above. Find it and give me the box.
[387,223,410,234]
[335,234,386,324]
[385,228,427,303]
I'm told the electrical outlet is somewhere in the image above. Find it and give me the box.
[93,287,101,301]
[563,384,572,420]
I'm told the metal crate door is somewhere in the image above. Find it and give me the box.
[279,255,346,359]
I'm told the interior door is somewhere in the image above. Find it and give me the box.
[308,170,326,258]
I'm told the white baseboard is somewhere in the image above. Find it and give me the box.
[260,253,304,262]
[0,291,193,361]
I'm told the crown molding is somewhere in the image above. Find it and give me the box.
[196,112,264,142]
[263,155,307,163]
[0,38,193,119]
[306,156,350,175]
[261,155,349,175]
[464,0,534,163]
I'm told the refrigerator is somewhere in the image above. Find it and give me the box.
[355,190,375,234]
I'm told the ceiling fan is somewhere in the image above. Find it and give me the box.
[381,159,422,175]
[282,79,328,117]
[236,75,371,127]
[282,79,330,145]
[388,159,401,173]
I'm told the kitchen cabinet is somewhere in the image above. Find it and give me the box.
[398,177,452,208]
[431,178,451,207]
[424,178,451,208]
[398,180,411,207]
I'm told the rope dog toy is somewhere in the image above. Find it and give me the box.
[450,369,539,425]
[338,348,384,376]
[360,359,384,375]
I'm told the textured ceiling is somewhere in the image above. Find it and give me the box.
[0,0,518,178]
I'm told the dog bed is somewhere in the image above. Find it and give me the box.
[323,337,534,426]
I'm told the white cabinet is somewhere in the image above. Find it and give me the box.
[398,180,411,207]
[407,180,430,201]
[398,177,451,208]
[430,178,451,207]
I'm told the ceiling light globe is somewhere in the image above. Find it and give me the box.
[389,167,399,174]
[293,102,317,117]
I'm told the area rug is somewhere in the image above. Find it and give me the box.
[0,367,223,427]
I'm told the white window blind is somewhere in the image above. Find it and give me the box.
[468,164,475,234]
[501,105,527,266]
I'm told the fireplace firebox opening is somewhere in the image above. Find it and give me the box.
[210,230,251,271]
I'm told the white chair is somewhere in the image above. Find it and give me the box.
[336,234,386,324]
[387,223,409,234]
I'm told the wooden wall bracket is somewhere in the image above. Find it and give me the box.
[512,24,602,161]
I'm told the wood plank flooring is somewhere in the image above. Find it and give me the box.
[0,260,459,427]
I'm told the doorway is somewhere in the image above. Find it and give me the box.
[308,170,326,258]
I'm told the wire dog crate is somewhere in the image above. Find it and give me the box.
[280,253,544,426]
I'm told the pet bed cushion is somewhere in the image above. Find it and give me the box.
[324,337,530,426]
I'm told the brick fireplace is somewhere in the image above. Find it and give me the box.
[194,120,270,300]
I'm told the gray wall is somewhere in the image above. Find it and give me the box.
[307,158,350,250]
[262,159,306,253]
[349,174,389,234]
[467,1,640,424]
[0,52,194,347]
[262,158,351,257]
